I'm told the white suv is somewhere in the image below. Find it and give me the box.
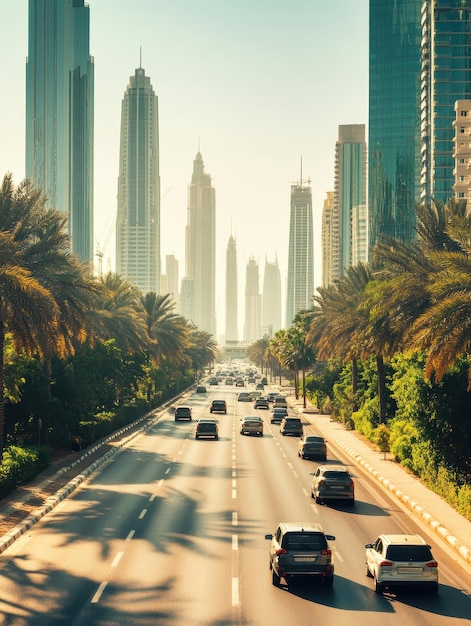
[365,534,438,594]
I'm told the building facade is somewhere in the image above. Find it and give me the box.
[184,152,216,336]
[334,124,367,277]
[116,65,161,294]
[285,177,314,327]
[421,0,471,205]
[368,0,422,251]
[321,191,335,286]
[262,257,282,337]
[225,235,239,342]
[243,257,261,343]
[26,0,94,263]
[164,254,179,308]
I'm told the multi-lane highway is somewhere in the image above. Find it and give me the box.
[0,383,470,625]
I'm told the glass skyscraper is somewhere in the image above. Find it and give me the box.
[368,0,422,250]
[285,178,314,328]
[421,0,471,205]
[116,65,161,294]
[26,0,94,263]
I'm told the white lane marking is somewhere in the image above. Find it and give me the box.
[232,489,237,499]
[232,535,238,550]
[232,479,237,489]
[139,509,147,519]
[232,512,238,526]
[232,577,240,606]
[232,470,236,477]
[91,581,108,604]
[126,530,135,541]
[310,503,318,514]
[287,462,293,470]
[112,552,123,567]
[334,549,344,562]
[165,468,171,475]
[302,488,309,497]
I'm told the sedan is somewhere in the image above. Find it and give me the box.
[240,416,264,436]
[298,434,327,460]
[253,398,269,409]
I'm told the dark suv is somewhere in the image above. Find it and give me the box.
[210,399,227,414]
[195,419,219,440]
[310,465,355,505]
[265,522,335,587]
[174,406,192,421]
[280,416,303,436]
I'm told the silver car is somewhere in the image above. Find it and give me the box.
[365,534,438,594]
[310,465,354,505]
[239,416,264,436]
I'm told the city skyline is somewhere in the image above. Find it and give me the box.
[0,1,368,339]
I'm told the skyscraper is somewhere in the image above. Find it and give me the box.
[26,0,94,263]
[165,254,179,307]
[262,257,281,337]
[368,0,422,251]
[116,65,161,294]
[321,191,335,286]
[285,174,314,327]
[334,124,367,277]
[421,0,471,205]
[184,152,216,336]
[225,235,238,342]
[243,257,261,343]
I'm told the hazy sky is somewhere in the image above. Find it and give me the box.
[0,0,368,339]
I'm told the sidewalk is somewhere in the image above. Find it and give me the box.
[290,396,471,569]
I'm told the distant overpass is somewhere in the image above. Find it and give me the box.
[221,341,251,361]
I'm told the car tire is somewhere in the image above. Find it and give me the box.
[311,491,315,499]
[272,568,280,587]
[429,583,439,594]
[315,494,323,504]
[349,499,355,507]
[365,563,373,578]
[374,576,383,594]
[215,435,219,440]
[195,434,199,439]
[323,574,334,587]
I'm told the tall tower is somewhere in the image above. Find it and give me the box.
[165,254,179,307]
[26,0,94,263]
[368,0,422,251]
[262,257,281,337]
[184,152,216,336]
[225,235,238,342]
[321,191,335,286]
[421,0,471,205]
[116,64,161,294]
[243,257,261,343]
[285,169,314,327]
[334,125,367,278]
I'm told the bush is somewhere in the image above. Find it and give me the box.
[0,445,52,499]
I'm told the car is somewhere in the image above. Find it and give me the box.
[210,399,227,414]
[310,465,355,505]
[249,391,262,400]
[280,416,303,436]
[240,416,264,436]
[238,392,251,402]
[235,379,245,387]
[273,396,288,409]
[265,522,335,587]
[209,377,219,386]
[225,378,234,385]
[298,435,327,461]
[195,419,219,440]
[247,377,256,384]
[196,385,207,393]
[267,392,279,403]
[261,376,268,385]
[255,382,265,390]
[174,406,192,421]
[271,407,288,424]
[253,397,269,409]
[365,534,439,594]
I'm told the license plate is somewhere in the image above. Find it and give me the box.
[294,557,316,562]
[330,486,345,490]
[397,567,422,574]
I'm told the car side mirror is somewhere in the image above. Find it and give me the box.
[265,534,273,540]
[365,543,373,549]
[325,535,336,541]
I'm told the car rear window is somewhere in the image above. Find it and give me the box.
[323,471,349,479]
[386,545,433,561]
[306,436,323,443]
[282,533,327,551]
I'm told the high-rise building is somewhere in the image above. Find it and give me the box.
[262,257,281,337]
[243,257,261,343]
[184,152,216,336]
[368,0,422,251]
[453,100,471,208]
[333,125,367,277]
[26,0,94,263]
[321,191,335,286]
[116,65,161,294]
[225,235,238,342]
[165,254,179,307]
[285,175,314,327]
[421,0,471,205]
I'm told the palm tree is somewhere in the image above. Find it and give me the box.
[141,292,189,366]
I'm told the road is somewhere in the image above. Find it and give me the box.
[0,383,470,625]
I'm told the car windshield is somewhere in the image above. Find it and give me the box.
[386,545,433,561]
[282,533,327,551]
[306,436,323,443]
[323,471,349,480]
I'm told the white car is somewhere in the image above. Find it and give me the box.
[365,534,438,594]
[239,416,264,436]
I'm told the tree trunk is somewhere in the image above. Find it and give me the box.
[376,354,387,424]
[302,368,307,408]
[0,321,5,458]
[352,357,359,411]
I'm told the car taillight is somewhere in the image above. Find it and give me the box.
[321,549,331,556]
[379,560,394,567]
[276,548,288,555]
[426,561,438,568]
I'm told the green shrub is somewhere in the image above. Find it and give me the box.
[0,445,52,498]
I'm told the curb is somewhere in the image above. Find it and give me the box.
[301,409,471,568]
